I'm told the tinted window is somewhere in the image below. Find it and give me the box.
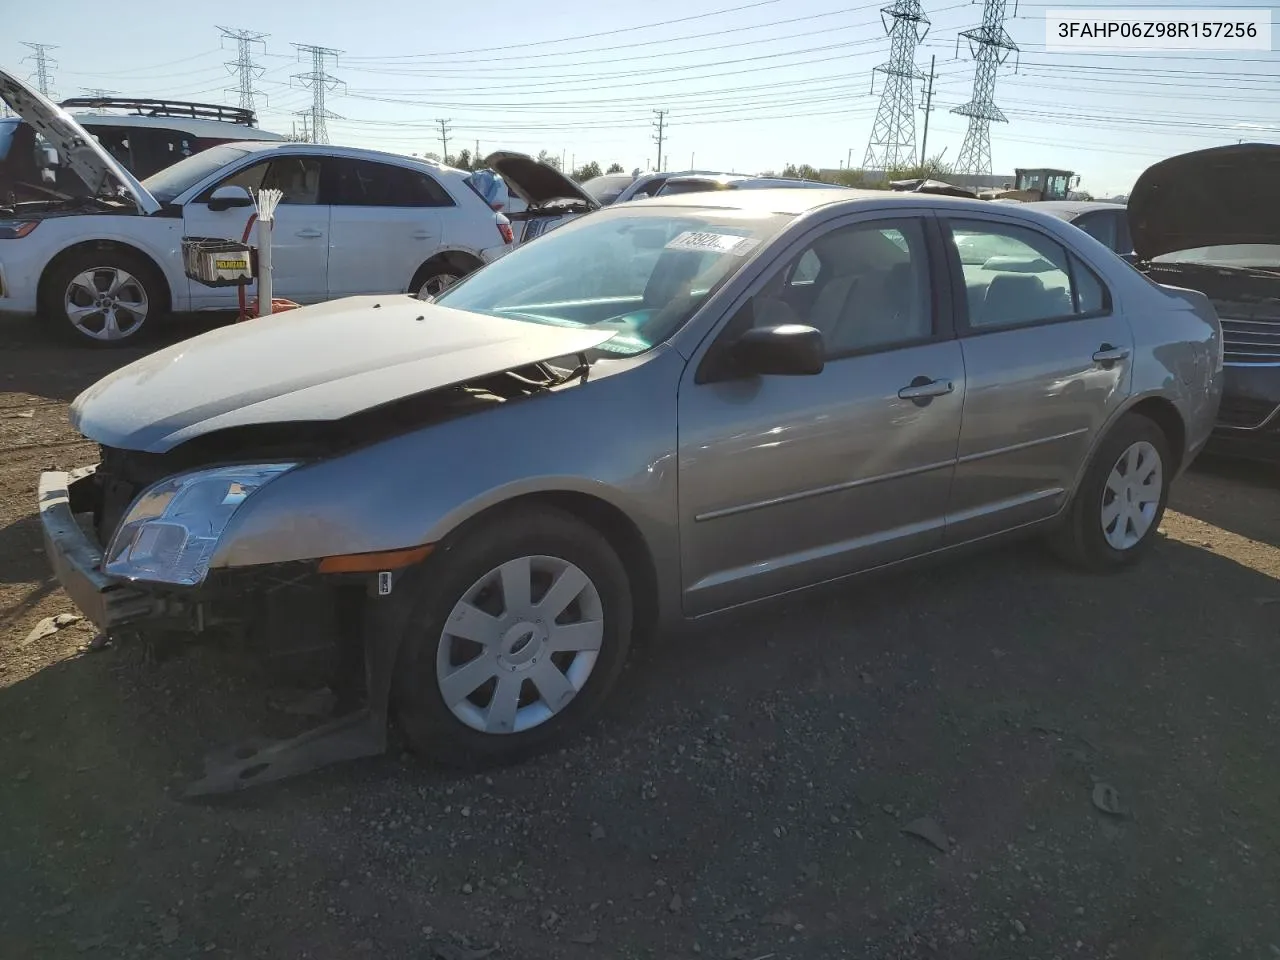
[324,158,454,207]
[216,157,321,204]
[1073,210,1118,251]
[1072,254,1107,313]
[127,127,195,179]
[947,219,1108,329]
[750,219,932,357]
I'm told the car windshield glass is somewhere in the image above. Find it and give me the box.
[0,118,18,163]
[581,174,633,203]
[141,143,252,202]
[1152,244,1280,269]
[434,208,792,357]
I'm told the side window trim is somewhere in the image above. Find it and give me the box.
[938,215,1114,338]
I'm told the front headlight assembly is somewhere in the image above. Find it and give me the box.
[104,463,296,586]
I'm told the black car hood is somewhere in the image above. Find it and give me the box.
[482,152,598,209]
[1129,143,1280,260]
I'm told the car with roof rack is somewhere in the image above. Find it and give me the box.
[2,95,285,204]
[0,68,513,345]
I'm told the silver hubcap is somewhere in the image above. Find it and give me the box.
[418,273,459,299]
[1101,440,1163,550]
[436,555,604,735]
[64,267,149,341]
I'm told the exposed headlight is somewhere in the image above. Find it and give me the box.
[104,463,295,586]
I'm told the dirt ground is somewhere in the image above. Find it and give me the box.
[2,317,1279,960]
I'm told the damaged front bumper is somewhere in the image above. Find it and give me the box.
[38,467,161,631]
[37,466,410,798]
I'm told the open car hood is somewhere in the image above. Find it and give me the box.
[889,178,978,199]
[0,67,160,215]
[70,295,614,453]
[1128,143,1280,260]
[483,151,599,209]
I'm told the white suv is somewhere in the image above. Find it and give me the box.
[0,70,513,345]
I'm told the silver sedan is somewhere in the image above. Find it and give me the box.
[40,188,1224,790]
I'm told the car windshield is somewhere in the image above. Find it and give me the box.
[433,208,793,357]
[141,143,253,202]
[581,174,634,203]
[1152,244,1280,269]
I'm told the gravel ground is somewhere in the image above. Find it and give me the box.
[1,319,1279,960]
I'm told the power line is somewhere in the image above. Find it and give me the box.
[652,110,668,172]
[291,44,344,145]
[951,0,1017,176]
[863,0,930,171]
[220,26,269,112]
[79,87,121,99]
[21,42,58,98]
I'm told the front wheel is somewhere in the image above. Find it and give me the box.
[392,505,633,768]
[1048,413,1171,570]
[41,248,165,346]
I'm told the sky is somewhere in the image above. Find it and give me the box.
[4,0,1278,196]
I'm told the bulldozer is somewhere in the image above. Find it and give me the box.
[978,168,1079,202]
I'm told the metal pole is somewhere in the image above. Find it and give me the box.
[920,55,936,167]
[258,219,273,316]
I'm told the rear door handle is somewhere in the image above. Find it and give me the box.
[1092,344,1131,364]
[411,230,432,240]
[898,378,954,400]
[296,228,323,239]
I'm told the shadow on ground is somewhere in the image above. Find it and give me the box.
[1174,454,1280,549]
[1,532,1278,959]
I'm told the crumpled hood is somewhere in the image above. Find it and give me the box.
[71,295,613,453]
[1129,143,1280,260]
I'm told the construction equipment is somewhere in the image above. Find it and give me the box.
[979,167,1079,202]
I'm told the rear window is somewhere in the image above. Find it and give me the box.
[581,174,633,203]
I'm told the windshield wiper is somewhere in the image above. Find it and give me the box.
[1158,261,1280,280]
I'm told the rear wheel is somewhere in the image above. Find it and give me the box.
[1048,413,1171,570]
[392,505,633,768]
[41,248,166,346]
[411,254,481,300]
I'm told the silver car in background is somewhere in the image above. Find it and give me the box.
[39,188,1223,792]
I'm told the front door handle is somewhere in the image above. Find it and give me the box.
[411,230,432,240]
[1092,344,1131,365]
[296,228,323,239]
[898,378,954,401]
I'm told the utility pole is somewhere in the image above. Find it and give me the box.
[21,42,58,97]
[690,151,695,169]
[919,55,937,167]
[292,43,344,145]
[863,0,930,172]
[220,26,268,112]
[652,109,667,173]
[293,110,312,142]
[951,0,1018,176]
[475,139,480,162]
[436,119,452,162]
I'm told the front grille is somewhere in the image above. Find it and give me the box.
[1221,315,1280,364]
[1217,395,1280,430]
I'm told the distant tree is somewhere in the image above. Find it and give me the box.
[605,162,625,174]
[423,151,442,163]
[536,149,562,171]
[454,148,473,171]
[573,160,603,182]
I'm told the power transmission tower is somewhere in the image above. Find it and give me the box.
[21,42,58,97]
[652,110,668,173]
[951,0,1018,177]
[80,87,120,100]
[220,26,268,112]
[437,119,452,162]
[862,0,929,173]
[918,55,937,167]
[292,111,312,142]
[292,44,344,145]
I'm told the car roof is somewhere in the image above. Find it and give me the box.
[626,186,1025,217]
[1022,200,1126,218]
[216,140,469,175]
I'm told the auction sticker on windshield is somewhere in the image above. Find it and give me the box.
[665,232,761,256]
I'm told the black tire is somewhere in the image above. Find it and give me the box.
[410,255,479,300]
[40,246,167,347]
[392,504,633,769]
[1048,413,1172,571]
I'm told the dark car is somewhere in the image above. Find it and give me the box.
[1127,143,1280,462]
[1022,200,1135,260]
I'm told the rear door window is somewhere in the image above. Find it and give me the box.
[323,158,455,207]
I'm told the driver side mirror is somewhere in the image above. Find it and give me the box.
[207,185,254,212]
[731,324,825,377]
